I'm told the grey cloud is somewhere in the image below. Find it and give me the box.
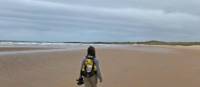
[0,0,200,41]
[38,0,200,15]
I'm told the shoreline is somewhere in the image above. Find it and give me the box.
[0,44,200,55]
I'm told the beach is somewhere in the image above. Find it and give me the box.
[0,45,200,87]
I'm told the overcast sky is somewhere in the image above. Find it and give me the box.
[0,0,200,42]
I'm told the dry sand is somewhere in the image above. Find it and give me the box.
[0,45,200,87]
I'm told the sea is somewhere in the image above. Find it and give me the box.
[0,41,128,55]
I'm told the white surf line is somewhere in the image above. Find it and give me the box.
[0,44,126,56]
[0,47,85,56]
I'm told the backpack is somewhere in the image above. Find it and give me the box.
[81,56,97,77]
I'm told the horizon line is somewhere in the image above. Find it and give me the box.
[1,40,200,43]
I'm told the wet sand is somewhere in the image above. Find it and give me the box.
[0,45,200,87]
[0,47,53,52]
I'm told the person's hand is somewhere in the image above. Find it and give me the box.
[99,78,103,83]
[76,77,84,85]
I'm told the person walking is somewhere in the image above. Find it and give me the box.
[77,46,102,87]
